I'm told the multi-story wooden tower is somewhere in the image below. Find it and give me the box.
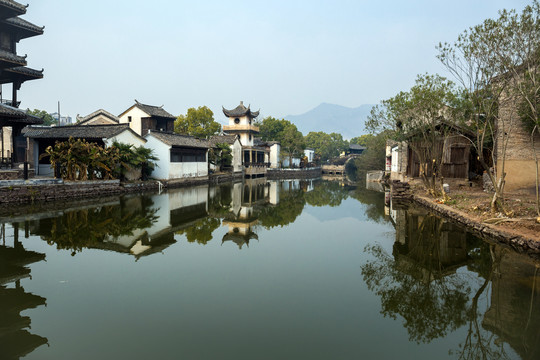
[0,0,44,165]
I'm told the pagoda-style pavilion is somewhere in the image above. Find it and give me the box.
[222,101,268,177]
[0,0,44,166]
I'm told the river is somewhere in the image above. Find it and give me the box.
[0,179,539,360]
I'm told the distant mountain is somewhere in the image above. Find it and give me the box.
[285,103,374,139]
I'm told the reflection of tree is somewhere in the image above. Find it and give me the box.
[362,203,532,357]
[257,189,305,229]
[304,181,348,207]
[33,197,158,255]
[349,180,387,223]
[176,217,221,245]
[455,246,508,360]
[362,242,470,343]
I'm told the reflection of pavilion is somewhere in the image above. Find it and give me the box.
[222,178,277,249]
[0,223,48,358]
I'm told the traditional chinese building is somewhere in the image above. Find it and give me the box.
[118,100,176,136]
[222,101,269,177]
[0,1,44,166]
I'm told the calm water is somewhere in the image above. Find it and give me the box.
[1,179,539,360]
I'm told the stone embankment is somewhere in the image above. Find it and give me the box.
[389,180,540,256]
[267,167,322,179]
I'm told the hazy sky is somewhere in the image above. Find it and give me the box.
[14,0,532,122]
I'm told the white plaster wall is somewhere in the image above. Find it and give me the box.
[268,180,280,205]
[228,115,250,126]
[270,144,280,168]
[104,130,146,148]
[168,185,209,210]
[169,161,208,179]
[304,149,314,163]
[144,135,170,180]
[282,157,300,168]
[391,146,399,173]
[232,139,243,172]
[119,107,149,136]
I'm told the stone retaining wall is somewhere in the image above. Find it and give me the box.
[411,195,540,256]
[0,169,35,180]
[267,167,322,180]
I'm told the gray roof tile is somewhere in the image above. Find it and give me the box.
[147,131,210,149]
[23,124,143,141]
[134,100,175,119]
[222,101,260,118]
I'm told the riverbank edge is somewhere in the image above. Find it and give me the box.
[407,193,540,256]
[0,169,322,205]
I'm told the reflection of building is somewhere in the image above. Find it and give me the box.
[0,223,48,358]
[482,249,540,359]
[222,178,275,249]
[390,204,468,282]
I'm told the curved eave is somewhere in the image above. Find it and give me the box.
[0,1,27,19]
[0,66,43,84]
[222,129,260,134]
[1,18,44,40]
[0,50,26,67]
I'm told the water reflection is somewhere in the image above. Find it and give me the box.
[0,223,48,359]
[362,200,540,358]
[2,179,540,359]
[5,179,361,255]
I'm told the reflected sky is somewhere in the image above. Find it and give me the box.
[0,180,538,359]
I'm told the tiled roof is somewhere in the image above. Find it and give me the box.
[23,124,140,140]
[208,134,237,146]
[4,66,43,78]
[222,101,260,118]
[349,144,366,150]
[134,100,175,119]
[3,16,43,35]
[147,131,210,149]
[254,138,280,146]
[77,109,120,125]
[0,0,27,15]
[0,48,26,65]
[0,103,42,124]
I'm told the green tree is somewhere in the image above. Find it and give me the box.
[258,116,287,141]
[281,123,305,167]
[352,131,387,175]
[26,109,57,126]
[208,143,232,171]
[304,131,348,162]
[174,106,221,139]
[367,74,460,197]
[350,134,375,147]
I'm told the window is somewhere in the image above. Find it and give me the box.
[234,118,240,124]
[128,116,132,123]
[170,148,206,162]
[249,134,252,141]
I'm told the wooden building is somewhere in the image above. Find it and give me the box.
[0,0,43,165]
